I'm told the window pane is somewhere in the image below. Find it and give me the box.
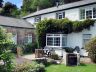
[80,9,85,19]
[59,14,63,19]
[56,12,65,19]
[93,8,96,18]
[28,37,32,43]
[24,37,28,44]
[86,10,92,19]
[83,34,91,45]
[83,34,91,39]
[54,37,60,46]
[35,16,41,22]
[62,36,67,46]
[25,34,32,44]
[47,37,53,46]
[83,39,90,45]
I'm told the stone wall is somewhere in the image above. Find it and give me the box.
[3,26,35,45]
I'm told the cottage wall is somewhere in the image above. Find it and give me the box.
[3,26,35,45]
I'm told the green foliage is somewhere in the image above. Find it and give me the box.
[36,18,95,47]
[0,27,14,72]
[46,64,96,72]
[64,47,74,53]
[73,21,83,32]
[0,2,20,18]
[14,61,45,72]
[51,53,59,60]
[21,0,59,15]
[85,37,96,63]
[0,0,3,7]
[24,42,38,54]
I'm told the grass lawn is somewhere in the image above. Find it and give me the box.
[46,64,96,72]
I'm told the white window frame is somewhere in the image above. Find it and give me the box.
[80,7,96,20]
[56,12,65,19]
[35,16,41,23]
[85,8,93,19]
[46,34,67,48]
[82,34,91,46]
[25,34,32,44]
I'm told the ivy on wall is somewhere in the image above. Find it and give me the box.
[36,18,95,47]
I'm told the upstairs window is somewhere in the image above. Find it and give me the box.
[93,8,96,18]
[35,16,41,22]
[86,10,92,19]
[80,9,85,20]
[56,12,65,19]
[80,8,96,20]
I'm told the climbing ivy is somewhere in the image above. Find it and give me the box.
[36,18,95,47]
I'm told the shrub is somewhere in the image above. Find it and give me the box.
[11,44,18,54]
[24,42,38,54]
[73,21,83,32]
[64,47,74,53]
[85,37,96,63]
[36,18,95,48]
[0,27,14,72]
[14,61,45,72]
[51,53,59,60]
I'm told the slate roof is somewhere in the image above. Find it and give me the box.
[23,0,96,19]
[0,16,34,29]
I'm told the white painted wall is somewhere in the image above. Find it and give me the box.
[25,4,96,56]
[67,23,96,48]
[65,8,80,21]
[41,13,56,20]
[25,4,96,24]
[67,22,96,56]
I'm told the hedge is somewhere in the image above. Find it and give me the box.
[36,18,95,47]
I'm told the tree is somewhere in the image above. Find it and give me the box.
[22,0,33,13]
[0,0,3,8]
[21,0,53,16]
[1,2,20,17]
[32,0,52,10]
[0,27,14,72]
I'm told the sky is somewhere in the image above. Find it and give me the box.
[4,0,23,8]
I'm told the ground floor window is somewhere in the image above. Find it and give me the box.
[25,34,32,44]
[12,33,17,44]
[83,34,91,45]
[46,34,67,47]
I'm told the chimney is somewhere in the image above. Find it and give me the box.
[37,6,40,11]
[56,2,59,7]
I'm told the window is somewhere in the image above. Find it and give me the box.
[62,35,67,46]
[54,37,60,46]
[12,33,17,44]
[25,34,32,44]
[80,9,85,19]
[46,34,67,47]
[56,12,65,19]
[35,16,41,22]
[80,8,96,20]
[86,10,92,19]
[47,37,53,46]
[93,8,96,18]
[83,34,91,45]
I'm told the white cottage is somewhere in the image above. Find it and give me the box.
[23,0,96,56]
